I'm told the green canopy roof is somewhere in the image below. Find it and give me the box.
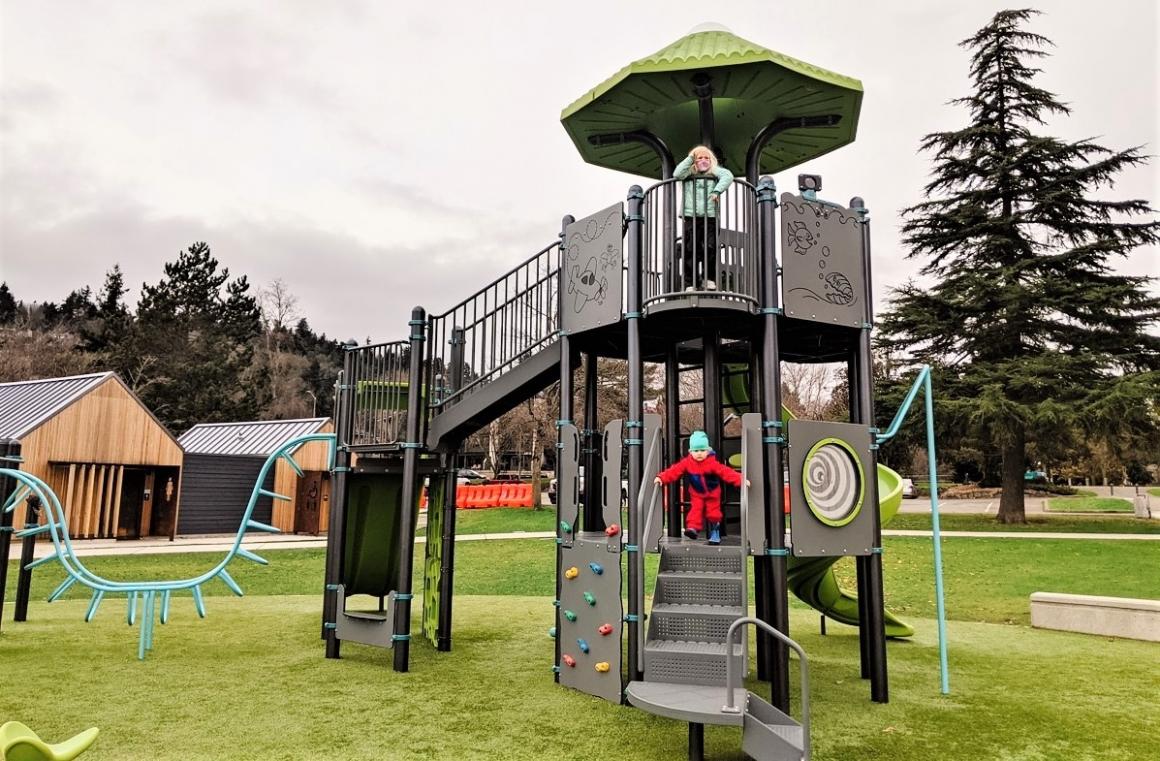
[561,28,863,179]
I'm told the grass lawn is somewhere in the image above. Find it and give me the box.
[450,507,556,534]
[887,512,1160,534]
[3,534,1158,759]
[1149,487,1160,498]
[1047,496,1135,513]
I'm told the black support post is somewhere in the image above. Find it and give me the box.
[323,346,356,657]
[852,198,888,703]
[664,346,682,537]
[756,176,791,711]
[554,215,575,684]
[0,439,21,632]
[582,353,604,532]
[436,327,466,652]
[15,495,40,622]
[625,185,645,682]
[393,306,427,673]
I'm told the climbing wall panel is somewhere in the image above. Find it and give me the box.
[557,533,623,703]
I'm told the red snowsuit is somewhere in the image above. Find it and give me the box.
[656,452,742,532]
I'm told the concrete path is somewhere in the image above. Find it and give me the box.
[8,524,1160,562]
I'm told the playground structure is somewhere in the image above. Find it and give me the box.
[317,27,950,761]
[0,434,336,659]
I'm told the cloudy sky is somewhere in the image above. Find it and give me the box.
[2,0,1156,341]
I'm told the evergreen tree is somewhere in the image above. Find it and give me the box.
[81,266,133,353]
[877,9,1160,522]
[131,242,263,432]
[0,283,17,324]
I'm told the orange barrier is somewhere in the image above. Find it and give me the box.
[784,484,791,514]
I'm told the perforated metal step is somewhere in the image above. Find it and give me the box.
[643,639,745,685]
[659,541,745,574]
[655,571,745,607]
[648,603,746,644]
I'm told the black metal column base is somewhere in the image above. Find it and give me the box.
[436,637,452,652]
[325,636,341,659]
[688,723,704,761]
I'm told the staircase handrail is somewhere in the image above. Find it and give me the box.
[722,616,811,760]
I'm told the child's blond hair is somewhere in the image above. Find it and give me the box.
[689,145,719,172]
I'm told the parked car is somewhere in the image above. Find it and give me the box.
[548,468,628,507]
[900,478,918,499]
[456,468,487,485]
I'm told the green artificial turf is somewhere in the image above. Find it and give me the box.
[887,512,1160,534]
[1047,497,1134,513]
[1,595,1157,760]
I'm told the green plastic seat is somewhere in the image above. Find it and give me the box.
[0,722,99,761]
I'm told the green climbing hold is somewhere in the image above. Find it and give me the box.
[564,610,577,622]
[560,520,572,533]
[583,592,596,606]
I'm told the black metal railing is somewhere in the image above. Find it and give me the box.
[342,340,412,448]
[642,177,759,308]
[425,241,560,411]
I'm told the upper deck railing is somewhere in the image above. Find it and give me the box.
[642,177,759,310]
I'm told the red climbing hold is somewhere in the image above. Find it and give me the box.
[598,623,613,636]
[605,523,620,537]
[562,654,576,668]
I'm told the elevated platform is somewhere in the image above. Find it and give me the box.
[626,680,744,726]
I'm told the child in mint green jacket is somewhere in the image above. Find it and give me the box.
[674,145,733,291]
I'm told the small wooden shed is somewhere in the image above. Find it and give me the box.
[0,372,184,539]
[177,418,333,535]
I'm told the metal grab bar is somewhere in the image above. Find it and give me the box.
[721,616,811,760]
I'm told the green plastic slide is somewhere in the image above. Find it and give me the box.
[723,365,915,638]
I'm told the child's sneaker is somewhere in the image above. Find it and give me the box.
[683,528,698,540]
[707,523,721,545]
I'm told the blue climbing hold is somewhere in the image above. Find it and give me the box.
[577,638,590,654]
[588,562,603,575]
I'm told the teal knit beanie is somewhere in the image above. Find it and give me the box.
[688,430,710,451]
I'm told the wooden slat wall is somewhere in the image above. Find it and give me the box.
[11,376,183,533]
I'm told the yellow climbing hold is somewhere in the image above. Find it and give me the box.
[594,661,610,673]
[564,566,579,580]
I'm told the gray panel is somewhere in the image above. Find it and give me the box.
[562,203,624,334]
[787,420,875,557]
[639,414,663,553]
[601,419,623,534]
[558,534,623,703]
[780,193,867,327]
[335,585,395,649]
[557,423,580,546]
[177,453,273,534]
[741,413,766,556]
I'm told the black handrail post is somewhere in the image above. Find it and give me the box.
[625,184,645,682]
[554,215,574,683]
[757,175,791,712]
[393,306,427,673]
[436,326,466,652]
[852,197,889,703]
[323,344,356,657]
[14,494,40,622]
[664,345,681,537]
[0,439,22,632]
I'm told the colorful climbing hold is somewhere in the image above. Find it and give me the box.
[560,520,572,533]
[588,562,603,575]
[604,523,620,537]
[564,566,579,580]
[583,592,596,606]
[562,654,576,668]
[548,626,557,639]
[577,638,590,654]
[595,661,610,673]
[598,623,613,636]
[564,610,577,622]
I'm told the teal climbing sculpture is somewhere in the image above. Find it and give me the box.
[0,433,336,659]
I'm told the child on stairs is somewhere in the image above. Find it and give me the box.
[654,430,746,545]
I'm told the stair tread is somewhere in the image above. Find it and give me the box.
[645,639,744,655]
[650,603,746,616]
[625,680,745,727]
[657,570,744,580]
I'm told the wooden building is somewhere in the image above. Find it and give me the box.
[177,418,333,535]
[0,372,184,539]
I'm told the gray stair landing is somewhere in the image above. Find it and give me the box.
[625,680,744,727]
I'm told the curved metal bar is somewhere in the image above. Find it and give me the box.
[744,115,843,183]
[874,365,930,444]
[587,130,674,177]
[722,616,811,761]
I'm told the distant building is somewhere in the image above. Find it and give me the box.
[177,418,334,535]
[0,372,183,539]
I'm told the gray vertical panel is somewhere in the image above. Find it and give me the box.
[562,204,625,334]
[558,423,580,546]
[177,454,273,535]
[787,420,874,557]
[601,419,623,533]
[741,413,766,555]
[558,535,623,703]
[780,193,867,327]
[639,414,663,553]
